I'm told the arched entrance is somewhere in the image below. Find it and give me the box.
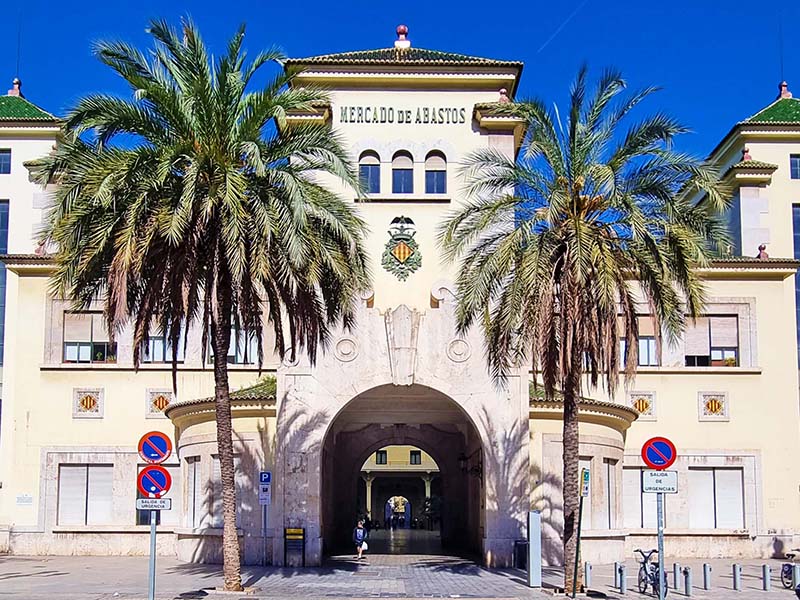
[320,385,484,557]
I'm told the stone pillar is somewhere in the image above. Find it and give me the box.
[363,473,375,519]
[421,473,433,498]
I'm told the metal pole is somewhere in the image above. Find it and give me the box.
[527,511,542,588]
[618,564,626,594]
[732,564,741,591]
[572,496,583,598]
[762,564,770,591]
[683,566,692,597]
[584,562,592,590]
[613,561,620,588]
[263,504,268,566]
[656,492,665,600]
[673,562,681,590]
[148,509,157,600]
[703,563,712,590]
[793,564,800,589]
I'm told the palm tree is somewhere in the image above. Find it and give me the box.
[438,67,728,593]
[32,20,370,591]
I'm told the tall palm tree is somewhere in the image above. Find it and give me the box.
[438,67,728,593]
[32,20,370,591]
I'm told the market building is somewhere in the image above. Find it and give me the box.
[0,27,799,567]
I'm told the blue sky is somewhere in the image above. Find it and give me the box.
[2,0,798,156]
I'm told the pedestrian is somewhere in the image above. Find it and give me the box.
[353,519,368,560]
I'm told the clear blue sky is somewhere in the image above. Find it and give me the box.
[2,0,798,156]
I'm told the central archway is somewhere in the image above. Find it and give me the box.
[320,384,484,557]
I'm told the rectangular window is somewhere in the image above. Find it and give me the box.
[63,312,116,363]
[688,467,745,529]
[425,170,446,194]
[211,455,243,528]
[619,316,659,367]
[359,164,380,194]
[57,464,113,526]
[0,200,8,365]
[605,459,617,529]
[142,328,186,363]
[684,315,739,367]
[376,450,387,465]
[410,450,421,465]
[208,326,258,365]
[392,169,413,194]
[791,155,800,180]
[0,150,10,174]
[622,467,661,529]
[136,464,180,526]
[185,457,202,528]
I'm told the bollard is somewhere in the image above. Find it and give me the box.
[614,561,620,588]
[674,562,682,589]
[683,566,692,597]
[762,564,770,591]
[703,563,712,590]
[584,562,592,589]
[618,564,627,595]
[732,563,742,591]
[793,564,800,589]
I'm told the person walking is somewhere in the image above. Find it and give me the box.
[353,520,368,560]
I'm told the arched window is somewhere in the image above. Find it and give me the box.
[392,151,414,194]
[358,151,380,194]
[425,151,447,194]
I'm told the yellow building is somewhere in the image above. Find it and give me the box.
[0,28,799,567]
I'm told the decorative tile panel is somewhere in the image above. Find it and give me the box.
[146,389,174,418]
[627,391,656,421]
[698,391,729,421]
[73,388,104,419]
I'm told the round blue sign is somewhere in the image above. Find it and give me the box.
[138,431,172,464]
[137,465,172,498]
[641,437,677,470]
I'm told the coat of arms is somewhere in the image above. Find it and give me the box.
[381,216,422,281]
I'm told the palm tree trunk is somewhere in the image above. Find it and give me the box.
[211,301,243,591]
[562,348,582,594]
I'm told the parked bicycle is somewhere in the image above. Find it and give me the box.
[636,548,668,597]
[781,548,800,588]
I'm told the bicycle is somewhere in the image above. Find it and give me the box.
[781,548,800,588]
[636,548,668,597]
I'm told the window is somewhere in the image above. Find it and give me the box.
[57,464,113,525]
[622,468,661,529]
[209,326,258,365]
[688,468,745,529]
[791,155,800,180]
[185,457,203,528]
[0,150,10,175]
[684,316,739,367]
[358,151,380,194]
[424,151,446,194]
[0,200,8,365]
[63,312,117,363]
[392,151,413,194]
[376,450,387,465]
[211,455,244,528]
[142,328,186,363]
[605,459,617,529]
[410,450,421,465]
[136,464,179,526]
[619,316,659,366]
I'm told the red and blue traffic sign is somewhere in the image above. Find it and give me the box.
[138,431,172,464]
[137,465,172,498]
[641,436,677,470]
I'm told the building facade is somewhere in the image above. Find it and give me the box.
[0,29,799,567]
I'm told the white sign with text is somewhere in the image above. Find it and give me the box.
[642,470,678,494]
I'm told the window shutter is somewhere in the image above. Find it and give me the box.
[710,316,738,347]
[688,469,715,528]
[186,457,202,528]
[86,465,114,525]
[64,313,92,342]
[641,472,659,528]
[684,317,710,355]
[58,465,88,525]
[160,465,181,526]
[714,469,745,529]
[622,468,641,529]
[605,459,616,529]
[212,457,223,528]
[637,316,656,336]
[91,314,110,343]
[579,458,592,531]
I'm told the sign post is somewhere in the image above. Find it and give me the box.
[571,468,590,598]
[137,432,173,600]
[259,471,272,566]
[641,437,678,600]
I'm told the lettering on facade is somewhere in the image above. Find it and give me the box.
[339,106,467,125]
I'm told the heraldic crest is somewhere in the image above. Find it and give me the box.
[381,216,422,281]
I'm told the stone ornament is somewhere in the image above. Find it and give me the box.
[446,339,471,363]
[146,389,173,418]
[627,391,656,421]
[73,388,104,419]
[699,391,729,421]
[334,337,359,362]
[381,216,421,281]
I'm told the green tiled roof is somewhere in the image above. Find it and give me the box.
[727,160,778,170]
[230,376,276,400]
[285,46,523,68]
[0,95,58,122]
[742,97,800,124]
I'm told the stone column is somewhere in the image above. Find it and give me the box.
[363,473,375,519]
[421,473,433,498]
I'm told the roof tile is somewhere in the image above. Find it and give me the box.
[0,95,58,122]
[742,97,800,124]
[285,46,522,68]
